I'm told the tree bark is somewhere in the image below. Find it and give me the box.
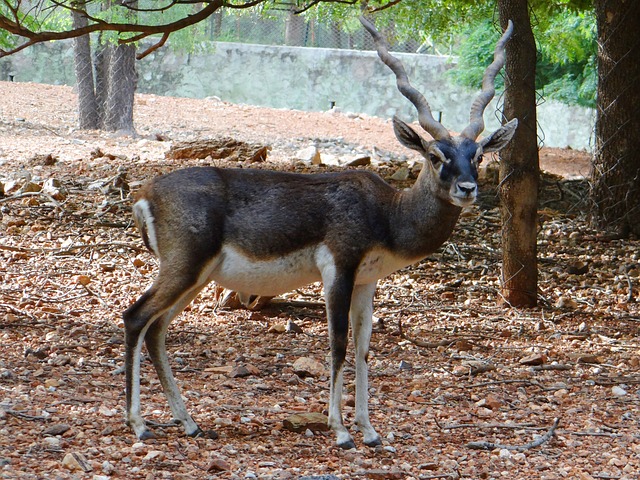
[591,0,640,237]
[497,0,539,307]
[93,40,109,128]
[103,43,137,133]
[71,4,99,129]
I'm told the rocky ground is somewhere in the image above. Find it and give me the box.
[0,81,638,480]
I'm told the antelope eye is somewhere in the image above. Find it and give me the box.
[429,153,440,163]
[476,154,484,164]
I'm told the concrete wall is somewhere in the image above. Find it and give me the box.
[2,41,595,149]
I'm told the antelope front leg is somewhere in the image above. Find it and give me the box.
[324,268,356,449]
[350,282,382,447]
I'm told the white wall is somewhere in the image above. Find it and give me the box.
[4,40,595,149]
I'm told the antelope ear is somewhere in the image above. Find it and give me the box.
[479,118,518,152]
[392,116,428,153]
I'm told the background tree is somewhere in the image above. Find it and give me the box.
[591,0,640,237]
[496,0,539,307]
[72,1,100,129]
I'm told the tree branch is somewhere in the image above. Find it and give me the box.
[0,0,268,58]
[135,31,170,59]
[370,0,403,13]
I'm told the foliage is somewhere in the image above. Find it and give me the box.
[536,10,596,107]
[0,0,597,108]
[450,8,596,108]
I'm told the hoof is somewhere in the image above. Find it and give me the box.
[337,439,356,450]
[189,428,218,440]
[365,436,382,447]
[138,429,157,441]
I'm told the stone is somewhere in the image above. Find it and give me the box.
[390,167,410,181]
[207,458,231,472]
[292,357,326,378]
[345,155,371,167]
[42,178,67,200]
[299,476,341,480]
[285,319,304,334]
[555,296,578,309]
[42,423,71,436]
[61,452,92,472]
[519,353,546,366]
[143,450,165,461]
[101,461,115,474]
[361,469,404,479]
[282,412,329,433]
[295,146,322,165]
[611,386,627,396]
[229,365,252,378]
[268,323,286,334]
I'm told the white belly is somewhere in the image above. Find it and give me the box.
[206,245,322,296]
[202,244,415,296]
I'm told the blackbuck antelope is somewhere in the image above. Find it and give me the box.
[123,15,517,449]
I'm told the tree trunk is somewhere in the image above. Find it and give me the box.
[497,0,539,307]
[71,5,99,129]
[285,9,305,46]
[103,43,137,133]
[93,41,109,128]
[591,0,640,237]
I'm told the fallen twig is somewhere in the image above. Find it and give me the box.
[570,431,623,438]
[81,284,108,307]
[464,379,543,389]
[3,407,47,422]
[437,421,538,431]
[466,417,560,451]
[398,318,474,348]
[531,364,573,371]
[0,191,62,208]
[0,241,146,255]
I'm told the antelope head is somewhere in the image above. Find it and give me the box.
[360,15,518,208]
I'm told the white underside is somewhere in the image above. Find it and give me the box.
[200,244,414,296]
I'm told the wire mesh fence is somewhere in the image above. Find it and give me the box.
[204,10,426,53]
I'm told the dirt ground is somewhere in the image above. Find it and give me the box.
[0,81,638,480]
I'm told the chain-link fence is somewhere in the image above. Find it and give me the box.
[589,1,640,235]
[203,10,427,54]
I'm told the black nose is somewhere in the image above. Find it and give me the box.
[457,182,477,195]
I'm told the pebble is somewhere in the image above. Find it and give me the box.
[43,437,61,448]
[292,357,326,378]
[299,476,341,480]
[143,450,164,461]
[612,385,627,396]
[61,452,92,472]
[101,461,115,474]
[499,448,512,458]
[398,360,413,370]
[207,458,231,472]
[42,423,71,436]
